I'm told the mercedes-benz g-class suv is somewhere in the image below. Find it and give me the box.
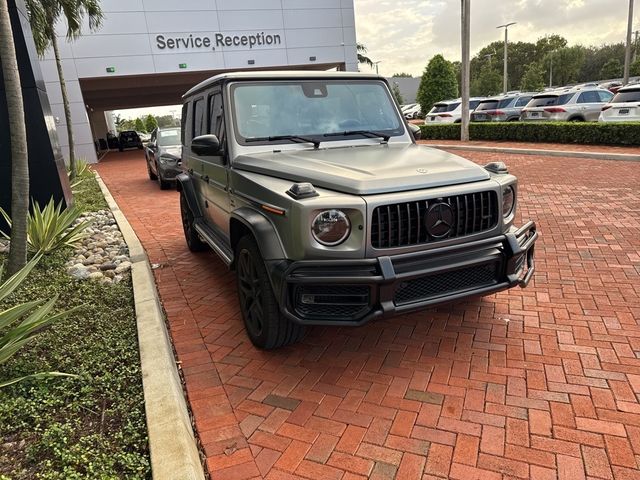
[177,72,537,349]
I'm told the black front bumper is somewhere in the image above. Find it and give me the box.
[273,221,537,326]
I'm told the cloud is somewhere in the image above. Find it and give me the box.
[354,0,636,77]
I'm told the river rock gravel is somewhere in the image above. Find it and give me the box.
[65,209,131,284]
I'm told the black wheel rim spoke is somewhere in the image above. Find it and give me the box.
[238,249,263,336]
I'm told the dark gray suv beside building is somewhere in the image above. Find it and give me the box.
[177,72,538,349]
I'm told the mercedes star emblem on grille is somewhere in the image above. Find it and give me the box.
[425,202,455,238]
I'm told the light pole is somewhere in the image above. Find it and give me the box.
[633,29,639,63]
[497,22,516,94]
[623,0,634,84]
[372,61,382,75]
[461,0,470,141]
[549,55,553,87]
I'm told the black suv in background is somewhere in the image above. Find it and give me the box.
[118,130,143,152]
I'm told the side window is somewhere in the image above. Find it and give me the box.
[150,129,156,144]
[192,97,205,139]
[577,91,599,103]
[598,91,613,103]
[181,103,188,142]
[208,93,224,139]
[515,96,531,107]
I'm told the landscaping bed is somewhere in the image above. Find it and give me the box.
[0,173,150,479]
[420,121,640,145]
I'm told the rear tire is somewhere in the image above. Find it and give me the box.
[180,192,207,252]
[236,235,306,349]
[569,117,585,122]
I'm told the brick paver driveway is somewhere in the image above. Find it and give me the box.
[96,149,640,480]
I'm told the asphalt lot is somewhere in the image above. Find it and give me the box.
[96,147,640,480]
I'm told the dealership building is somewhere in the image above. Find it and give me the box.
[40,0,358,163]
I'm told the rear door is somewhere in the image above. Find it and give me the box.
[576,90,602,121]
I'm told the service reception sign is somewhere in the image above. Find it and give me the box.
[155,31,284,53]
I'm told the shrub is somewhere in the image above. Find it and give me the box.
[0,255,76,388]
[419,122,640,145]
[1,199,90,254]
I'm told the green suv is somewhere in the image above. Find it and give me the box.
[177,72,537,349]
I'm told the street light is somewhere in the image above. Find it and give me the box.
[461,0,471,141]
[372,61,382,75]
[497,22,516,94]
[623,0,634,84]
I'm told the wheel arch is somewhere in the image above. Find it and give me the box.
[176,173,203,218]
[230,207,287,266]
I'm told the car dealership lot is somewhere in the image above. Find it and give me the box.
[96,149,640,480]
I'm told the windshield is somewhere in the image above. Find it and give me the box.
[475,100,498,111]
[528,93,574,107]
[158,128,181,146]
[231,80,404,145]
[612,89,640,103]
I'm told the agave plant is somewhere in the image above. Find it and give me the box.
[0,255,77,388]
[68,158,92,192]
[1,199,90,254]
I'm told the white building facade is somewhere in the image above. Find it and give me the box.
[40,0,358,163]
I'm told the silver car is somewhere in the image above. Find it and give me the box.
[599,84,640,122]
[471,92,537,122]
[521,86,613,122]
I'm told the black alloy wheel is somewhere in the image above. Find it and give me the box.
[180,193,207,252]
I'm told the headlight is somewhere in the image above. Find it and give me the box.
[502,186,515,217]
[159,155,178,165]
[311,210,351,246]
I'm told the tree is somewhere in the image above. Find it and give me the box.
[0,0,29,274]
[156,114,177,128]
[392,72,412,78]
[417,55,458,115]
[391,83,404,105]
[471,63,502,96]
[631,58,640,76]
[144,114,158,132]
[134,117,146,133]
[542,46,585,86]
[600,58,623,79]
[356,42,373,68]
[520,62,546,91]
[26,0,103,180]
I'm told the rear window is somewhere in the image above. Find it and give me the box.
[469,100,482,110]
[432,102,460,113]
[120,131,137,139]
[611,89,640,103]
[528,93,574,107]
[475,100,499,111]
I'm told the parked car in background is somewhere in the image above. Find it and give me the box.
[118,130,143,151]
[471,92,537,122]
[599,81,623,93]
[403,103,422,119]
[137,131,151,143]
[599,84,640,122]
[520,86,613,122]
[425,97,485,123]
[145,127,182,189]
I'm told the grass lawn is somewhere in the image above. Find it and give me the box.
[0,173,150,479]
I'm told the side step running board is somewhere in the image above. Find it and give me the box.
[194,221,234,266]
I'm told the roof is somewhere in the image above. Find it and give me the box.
[618,83,640,91]
[534,85,608,96]
[183,70,386,98]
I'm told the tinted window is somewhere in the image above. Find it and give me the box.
[528,93,574,107]
[432,102,460,113]
[497,97,516,108]
[577,91,600,103]
[611,89,640,103]
[469,100,482,110]
[208,93,224,137]
[181,103,188,142]
[515,96,532,107]
[192,98,205,138]
[475,100,499,111]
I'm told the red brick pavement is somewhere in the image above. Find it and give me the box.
[96,148,640,480]
[418,140,640,155]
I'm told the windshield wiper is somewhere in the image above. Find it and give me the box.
[323,130,391,142]
[245,135,320,149]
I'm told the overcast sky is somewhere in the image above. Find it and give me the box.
[355,0,638,77]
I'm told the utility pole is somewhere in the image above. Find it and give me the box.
[623,0,634,84]
[461,0,470,141]
[633,29,639,63]
[373,61,382,75]
[497,22,516,94]
[549,55,553,87]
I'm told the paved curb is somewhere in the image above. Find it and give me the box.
[425,144,640,162]
[94,173,206,480]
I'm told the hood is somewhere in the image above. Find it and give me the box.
[233,144,490,195]
[160,146,182,158]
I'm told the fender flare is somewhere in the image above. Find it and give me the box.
[230,207,286,261]
[176,173,203,218]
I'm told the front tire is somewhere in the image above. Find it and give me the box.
[236,236,305,349]
[157,166,171,190]
[147,159,158,180]
[180,193,207,252]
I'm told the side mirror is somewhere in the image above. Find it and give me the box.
[191,134,221,156]
[408,123,422,141]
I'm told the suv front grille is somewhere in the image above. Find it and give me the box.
[394,262,499,306]
[371,191,498,249]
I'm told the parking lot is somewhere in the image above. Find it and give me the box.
[96,148,640,480]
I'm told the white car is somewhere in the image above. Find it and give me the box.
[599,84,640,122]
[425,97,485,123]
[403,103,422,119]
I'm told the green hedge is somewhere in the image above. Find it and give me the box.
[419,122,640,145]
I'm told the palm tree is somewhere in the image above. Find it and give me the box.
[25,0,102,180]
[0,0,30,275]
[357,42,374,68]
